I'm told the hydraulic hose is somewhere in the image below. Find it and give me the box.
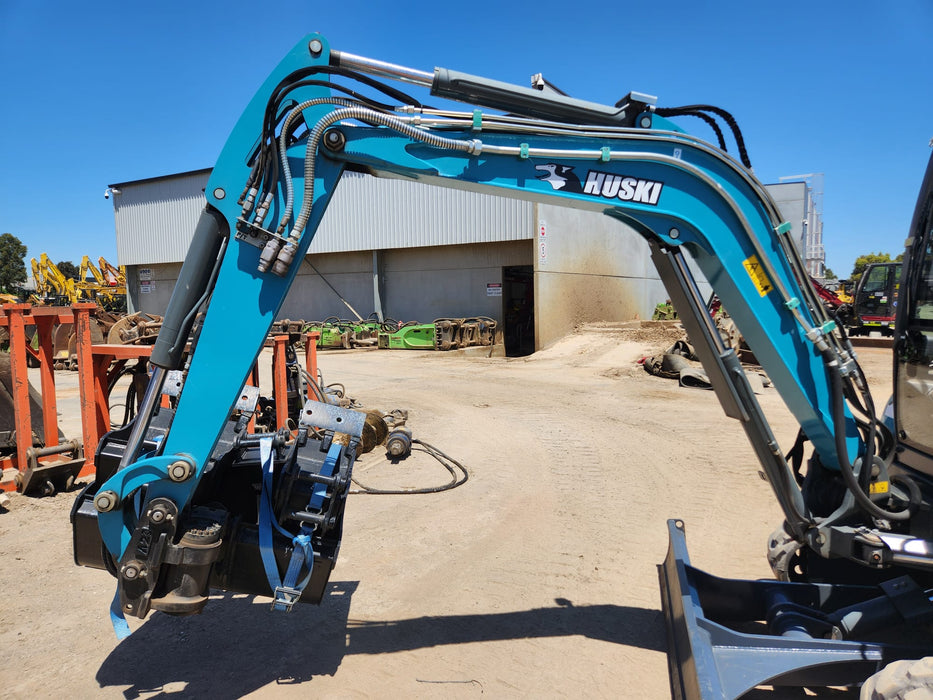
[828,363,913,520]
[261,102,483,276]
[349,439,468,495]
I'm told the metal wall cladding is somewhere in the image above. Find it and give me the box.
[114,170,534,265]
[114,170,211,265]
[309,171,534,253]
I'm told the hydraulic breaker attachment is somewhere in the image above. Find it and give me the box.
[377,318,497,350]
[379,323,436,350]
[302,319,381,349]
[658,519,933,699]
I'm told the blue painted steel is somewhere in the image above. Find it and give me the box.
[96,454,195,555]
[98,36,345,558]
[97,32,860,565]
[326,125,856,468]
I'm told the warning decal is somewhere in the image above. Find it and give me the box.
[742,255,773,297]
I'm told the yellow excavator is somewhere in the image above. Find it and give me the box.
[31,253,79,305]
[77,256,127,310]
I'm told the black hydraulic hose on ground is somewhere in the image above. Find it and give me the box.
[349,439,469,495]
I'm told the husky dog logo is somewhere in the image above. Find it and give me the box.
[534,162,664,206]
[535,164,583,193]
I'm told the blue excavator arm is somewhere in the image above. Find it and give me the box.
[72,32,932,693]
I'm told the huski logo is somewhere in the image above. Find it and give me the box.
[583,169,663,205]
[535,163,664,206]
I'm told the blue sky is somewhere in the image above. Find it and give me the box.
[1,1,930,279]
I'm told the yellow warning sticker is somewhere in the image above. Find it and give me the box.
[743,255,773,297]
[869,481,889,495]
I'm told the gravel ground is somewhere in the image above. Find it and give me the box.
[0,328,894,698]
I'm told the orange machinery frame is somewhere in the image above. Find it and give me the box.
[2,302,320,495]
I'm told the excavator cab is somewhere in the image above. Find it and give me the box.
[852,261,901,335]
[893,152,933,477]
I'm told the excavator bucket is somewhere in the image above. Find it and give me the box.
[0,351,57,450]
[106,312,162,345]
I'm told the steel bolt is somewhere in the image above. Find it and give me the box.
[94,490,120,512]
[123,564,139,580]
[168,461,193,482]
[149,508,166,524]
[308,39,323,56]
[213,187,226,200]
[640,115,652,128]
[323,129,346,152]
[669,228,680,240]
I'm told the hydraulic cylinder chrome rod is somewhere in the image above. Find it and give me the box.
[330,50,434,87]
[118,366,168,469]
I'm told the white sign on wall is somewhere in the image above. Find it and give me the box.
[138,268,153,281]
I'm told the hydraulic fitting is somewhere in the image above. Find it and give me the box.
[386,426,412,459]
[241,187,258,214]
[253,193,274,227]
[257,238,282,273]
[271,241,298,277]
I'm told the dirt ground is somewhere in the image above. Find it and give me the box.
[0,326,894,699]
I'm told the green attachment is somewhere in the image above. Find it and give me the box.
[785,297,800,310]
[822,320,837,333]
[378,324,436,350]
[600,147,611,162]
[519,143,530,159]
[302,324,346,348]
[775,222,793,235]
[472,110,482,131]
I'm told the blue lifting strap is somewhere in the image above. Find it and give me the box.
[110,591,132,639]
[258,437,342,611]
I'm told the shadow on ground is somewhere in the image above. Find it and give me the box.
[96,582,665,697]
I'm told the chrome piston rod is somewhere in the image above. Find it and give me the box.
[118,366,168,469]
[330,50,434,87]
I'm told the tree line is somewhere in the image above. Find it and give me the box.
[0,233,81,296]
[824,252,904,283]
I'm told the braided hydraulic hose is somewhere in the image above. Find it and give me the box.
[262,104,482,275]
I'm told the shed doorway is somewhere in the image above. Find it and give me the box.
[502,265,534,357]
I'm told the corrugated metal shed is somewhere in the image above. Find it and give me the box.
[310,171,534,254]
[111,169,211,265]
[110,169,534,265]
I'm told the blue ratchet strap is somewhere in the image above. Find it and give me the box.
[257,437,343,611]
[110,592,132,640]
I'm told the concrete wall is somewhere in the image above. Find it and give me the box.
[128,240,532,325]
[382,240,531,323]
[279,251,375,322]
[126,262,181,314]
[534,204,671,349]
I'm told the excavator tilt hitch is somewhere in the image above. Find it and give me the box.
[659,519,933,699]
[72,395,364,617]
